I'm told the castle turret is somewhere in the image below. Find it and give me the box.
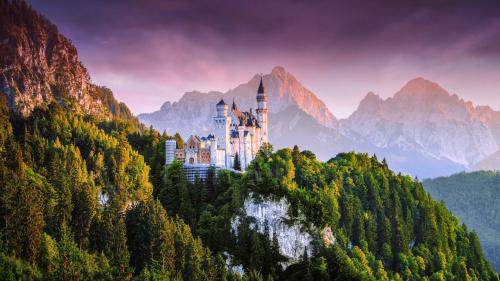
[214,99,231,167]
[165,139,176,165]
[256,77,268,144]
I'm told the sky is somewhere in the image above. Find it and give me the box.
[28,0,500,118]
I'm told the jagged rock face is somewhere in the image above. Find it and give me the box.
[138,66,337,137]
[0,1,128,119]
[269,105,351,160]
[231,194,315,263]
[342,78,500,167]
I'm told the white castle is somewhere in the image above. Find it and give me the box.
[165,78,268,178]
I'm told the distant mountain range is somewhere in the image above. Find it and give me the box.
[139,67,500,178]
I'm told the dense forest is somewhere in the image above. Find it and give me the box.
[0,1,499,280]
[424,171,500,272]
[0,94,498,280]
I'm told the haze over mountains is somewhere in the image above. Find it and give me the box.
[139,67,500,178]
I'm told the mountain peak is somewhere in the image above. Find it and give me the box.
[396,77,449,99]
[363,91,382,102]
[271,66,287,77]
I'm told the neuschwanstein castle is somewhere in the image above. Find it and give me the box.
[165,78,268,180]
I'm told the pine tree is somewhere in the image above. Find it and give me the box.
[72,180,98,249]
[160,161,188,216]
[233,153,241,171]
[202,167,216,202]
[2,146,45,263]
[292,145,301,167]
[125,199,175,272]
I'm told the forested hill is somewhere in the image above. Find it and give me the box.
[1,93,498,280]
[424,171,500,271]
[179,146,498,281]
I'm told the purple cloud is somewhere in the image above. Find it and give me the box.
[27,0,500,117]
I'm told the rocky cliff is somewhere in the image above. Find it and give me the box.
[0,0,132,120]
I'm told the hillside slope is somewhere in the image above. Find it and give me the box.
[424,171,500,271]
[0,1,234,280]
[165,146,499,280]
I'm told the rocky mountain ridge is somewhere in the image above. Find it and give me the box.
[138,66,337,138]
[0,0,132,120]
[341,78,500,167]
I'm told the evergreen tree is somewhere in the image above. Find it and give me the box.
[160,161,189,217]
[125,199,175,272]
[292,145,301,168]
[233,153,241,171]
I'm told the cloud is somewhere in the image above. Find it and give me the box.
[27,0,500,116]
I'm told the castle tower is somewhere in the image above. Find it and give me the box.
[214,99,231,167]
[165,139,177,165]
[256,77,268,144]
[237,119,246,170]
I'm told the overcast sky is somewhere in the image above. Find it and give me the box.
[28,0,500,118]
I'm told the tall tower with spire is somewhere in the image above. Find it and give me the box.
[256,77,268,144]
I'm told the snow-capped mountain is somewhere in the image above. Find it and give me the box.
[341,78,500,168]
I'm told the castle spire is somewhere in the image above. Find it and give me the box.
[257,76,265,94]
[256,74,268,144]
[232,97,237,110]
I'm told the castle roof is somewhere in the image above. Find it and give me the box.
[232,98,237,110]
[230,99,258,128]
[231,102,245,119]
[217,99,226,106]
[200,134,215,141]
[187,135,201,143]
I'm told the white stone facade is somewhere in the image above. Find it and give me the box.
[214,78,269,169]
[165,78,269,171]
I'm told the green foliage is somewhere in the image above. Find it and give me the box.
[234,153,242,171]
[238,150,499,281]
[0,252,42,281]
[424,171,500,271]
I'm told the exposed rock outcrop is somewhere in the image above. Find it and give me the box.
[0,0,133,120]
